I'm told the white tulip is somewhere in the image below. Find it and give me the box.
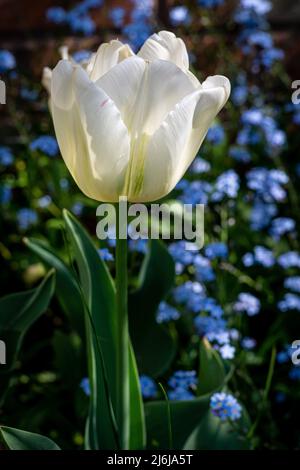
[43,31,230,202]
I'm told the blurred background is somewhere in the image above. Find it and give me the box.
[0,0,300,450]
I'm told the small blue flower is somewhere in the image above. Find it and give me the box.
[269,217,295,240]
[139,375,157,399]
[194,254,215,282]
[109,7,126,27]
[68,14,96,35]
[180,180,212,204]
[211,170,240,202]
[0,50,16,72]
[205,242,228,260]
[241,337,257,350]
[276,345,292,364]
[284,277,300,294]
[210,392,242,421]
[170,6,190,26]
[72,50,92,63]
[232,85,248,106]
[206,124,225,145]
[17,208,38,230]
[278,252,300,269]
[289,366,300,381]
[248,31,273,49]
[241,0,271,15]
[98,247,114,262]
[157,301,180,323]
[72,202,84,216]
[234,293,261,316]
[243,246,275,268]
[46,6,67,24]
[190,156,211,174]
[80,377,91,396]
[21,87,39,101]
[229,146,251,163]
[174,281,204,307]
[278,294,300,312]
[194,315,227,337]
[249,200,277,231]
[0,185,12,205]
[37,195,52,208]
[168,370,197,400]
[30,136,59,157]
[0,146,14,166]
[218,344,235,359]
[128,238,148,254]
[246,167,288,202]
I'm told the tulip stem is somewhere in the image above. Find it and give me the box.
[115,202,129,449]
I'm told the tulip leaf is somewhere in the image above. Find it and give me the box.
[0,426,61,450]
[197,338,226,396]
[128,341,146,449]
[129,240,176,377]
[0,270,55,402]
[145,395,210,449]
[24,237,85,336]
[183,409,250,450]
[63,209,118,450]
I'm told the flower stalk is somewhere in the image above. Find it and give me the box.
[115,202,129,449]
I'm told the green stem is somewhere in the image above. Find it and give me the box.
[115,202,129,449]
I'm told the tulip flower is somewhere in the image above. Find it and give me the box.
[44,31,230,202]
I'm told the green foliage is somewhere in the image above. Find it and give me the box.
[0,426,60,450]
[183,410,250,450]
[63,210,145,450]
[129,240,176,377]
[0,270,55,402]
[198,338,226,396]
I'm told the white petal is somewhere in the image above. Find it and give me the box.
[201,75,231,105]
[97,57,196,136]
[51,100,103,200]
[96,56,146,130]
[138,31,189,70]
[88,39,134,82]
[51,60,74,110]
[73,67,130,201]
[42,67,52,94]
[138,81,230,202]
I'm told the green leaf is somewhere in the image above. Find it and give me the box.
[63,210,118,450]
[0,426,61,450]
[24,237,85,336]
[129,240,176,377]
[53,331,84,386]
[183,409,250,450]
[0,270,55,401]
[145,395,210,449]
[197,338,226,396]
[128,341,146,449]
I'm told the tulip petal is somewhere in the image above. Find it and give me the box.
[73,67,130,201]
[97,57,196,135]
[51,61,130,201]
[88,40,134,82]
[51,60,74,110]
[139,77,230,202]
[96,56,146,130]
[138,31,189,70]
